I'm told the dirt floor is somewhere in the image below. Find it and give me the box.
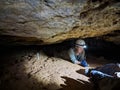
[0,48,113,90]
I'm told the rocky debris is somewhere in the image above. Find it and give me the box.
[0,0,119,45]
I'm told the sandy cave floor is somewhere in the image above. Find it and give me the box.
[0,49,113,90]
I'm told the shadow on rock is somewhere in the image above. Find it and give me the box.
[58,76,94,90]
[76,69,86,76]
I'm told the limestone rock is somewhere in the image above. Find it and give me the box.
[0,0,119,45]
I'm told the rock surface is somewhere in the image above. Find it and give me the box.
[0,0,120,45]
[0,47,113,90]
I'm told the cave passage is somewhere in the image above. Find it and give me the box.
[42,38,120,62]
[0,0,120,89]
[0,38,120,90]
[0,38,120,63]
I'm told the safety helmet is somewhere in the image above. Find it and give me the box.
[75,39,87,48]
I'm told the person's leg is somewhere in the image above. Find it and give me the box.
[91,70,114,78]
[80,60,89,67]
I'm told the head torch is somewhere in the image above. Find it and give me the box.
[75,44,87,49]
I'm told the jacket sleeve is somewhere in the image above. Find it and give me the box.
[68,48,78,63]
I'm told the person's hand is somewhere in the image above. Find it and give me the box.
[75,60,80,64]
[114,72,120,78]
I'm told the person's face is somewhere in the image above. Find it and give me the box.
[75,46,84,53]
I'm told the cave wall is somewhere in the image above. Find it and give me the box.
[0,0,120,45]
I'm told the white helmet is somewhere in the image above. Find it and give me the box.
[75,39,87,48]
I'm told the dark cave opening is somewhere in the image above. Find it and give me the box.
[0,37,120,63]
[85,38,120,62]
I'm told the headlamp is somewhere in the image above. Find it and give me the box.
[83,45,87,49]
[76,44,87,49]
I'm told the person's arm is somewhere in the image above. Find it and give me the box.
[81,50,86,60]
[68,48,80,64]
